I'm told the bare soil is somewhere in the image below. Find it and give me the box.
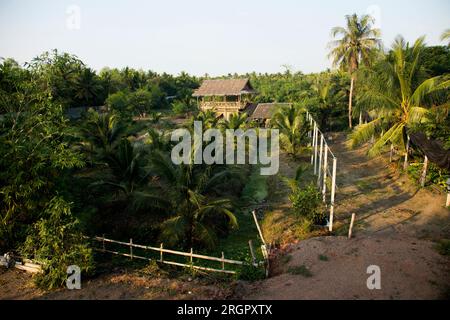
[0,267,235,300]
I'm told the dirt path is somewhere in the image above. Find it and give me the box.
[241,132,450,300]
[330,133,449,239]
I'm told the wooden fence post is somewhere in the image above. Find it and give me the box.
[329,157,337,232]
[190,248,193,265]
[102,234,105,252]
[160,243,163,262]
[252,210,266,245]
[130,238,133,260]
[348,213,356,239]
[420,155,428,187]
[248,240,256,265]
[403,135,410,170]
[317,135,324,187]
[322,144,328,203]
[221,252,225,270]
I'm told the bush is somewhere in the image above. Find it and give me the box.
[289,183,326,225]
[20,197,94,289]
[106,90,131,119]
[172,100,190,115]
[237,262,266,281]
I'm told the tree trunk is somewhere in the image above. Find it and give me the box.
[348,76,355,129]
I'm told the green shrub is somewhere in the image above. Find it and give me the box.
[237,264,266,281]
[289,183,326,224]
[21,197,94,289]
[172,100,190,115]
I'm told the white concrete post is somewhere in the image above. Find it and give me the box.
[403,135,410,170]
[322,144,328,203]
[317,135,324,186]
[348,213,356,239]
[311,122,316,165]
[329,157,337,232]
[314,126,319,174]
[420,155,428,187]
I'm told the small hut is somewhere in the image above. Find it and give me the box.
[249,103,292,126]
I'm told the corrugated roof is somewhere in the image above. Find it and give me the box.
[193,79,256,97]
[249,103,292,120]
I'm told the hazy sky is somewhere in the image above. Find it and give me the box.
[0,0,449,76]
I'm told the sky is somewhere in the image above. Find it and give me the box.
[0,0,449,76]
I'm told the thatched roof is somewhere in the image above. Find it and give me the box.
[193,79,256,97]
[249,103,291,120]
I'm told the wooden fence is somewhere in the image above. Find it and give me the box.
[87,236,265,275]
[306,111,338,231]
[389,137,450,207]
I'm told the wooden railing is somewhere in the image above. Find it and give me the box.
[199,101,246,110]
[87,236,265,275]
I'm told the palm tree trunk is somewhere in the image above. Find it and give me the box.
[348,75,355,129]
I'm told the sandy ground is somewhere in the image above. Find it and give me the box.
[239,235,449,299]
[1,132,449,300]
[0,267,234,300]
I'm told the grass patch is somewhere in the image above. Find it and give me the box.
[435,239,450,256]
[318,254,329,261]
[241,166,268,204]
[212,210,264,263]
[288,265,312,277]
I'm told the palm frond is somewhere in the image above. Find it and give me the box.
[348,119,381,148]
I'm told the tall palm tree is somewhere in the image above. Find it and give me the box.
[329,14,381,128]
[349,36,450,157]
[271,105,309,156]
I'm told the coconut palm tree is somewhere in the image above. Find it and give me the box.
[329,14,381,128]
[349,36,450,157]
[74,68,102,107]
[90,139,169,217]
[189,109,219,129]
[79,110,128,161]
[150,151,238,249]
[219,112,248,130]
[271,105,309,156]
